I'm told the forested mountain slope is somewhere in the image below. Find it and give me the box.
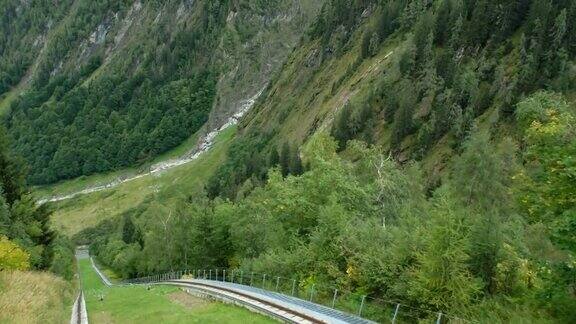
[1,0,322,185]
[207,0,576,198]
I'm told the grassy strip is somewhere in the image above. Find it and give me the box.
[0,270,74,324]
[78,258,275,323]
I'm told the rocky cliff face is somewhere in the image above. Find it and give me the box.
[208,1,323,130]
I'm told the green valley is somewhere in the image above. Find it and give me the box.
[1,0,575,323]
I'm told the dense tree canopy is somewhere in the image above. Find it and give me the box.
[2,0,229,184]
[0,127,73,278]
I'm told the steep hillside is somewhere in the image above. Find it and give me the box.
[1,0,323,185]
[0,0,74,97]
[207,0,576,198]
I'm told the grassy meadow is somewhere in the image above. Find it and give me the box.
[78,259,274,324]
[43,126,236,237]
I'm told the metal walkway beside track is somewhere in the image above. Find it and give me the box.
[89,256,374,323]
[163,279,374,324]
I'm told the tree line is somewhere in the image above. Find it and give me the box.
[0,127,74,278]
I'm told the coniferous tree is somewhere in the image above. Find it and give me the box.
[0,193,10,237]
[280,142,291,177]
[399,37,417,75]
[450,130,518,294]
[331,103,353,151]
[268,147,280,167]
[410,190,481,310]
[434,0,453,46]
[567,2,576,56]
[547,9,567,78]
[291,150,304,176]
[360,31,372,59]
[468,0,494,46]
[0,127,25,205]
[448,14,464,53]
[391,80,417,150]
[413,13,435,71]
[122,216,136,244]
[376,0,402,41]
[368,32,381,57]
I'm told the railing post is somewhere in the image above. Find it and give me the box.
[275,277,280,291]
[392,303,401,324]
[262,274,267,288]
[223,270,226,282]
[331,289,338,308]
[209,269,212,280]
[291,279,296,296]
[231,270,235,283]
[309,284,315,302]
[358,295,366,316]
[203,270,206,279]
[216,269,219,281]
[436,312,443,324]
[250,272,254,286]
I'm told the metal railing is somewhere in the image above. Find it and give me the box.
[121,268,470,323]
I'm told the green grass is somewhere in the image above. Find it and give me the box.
[78,259,275,324]
[46,126,236,237]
